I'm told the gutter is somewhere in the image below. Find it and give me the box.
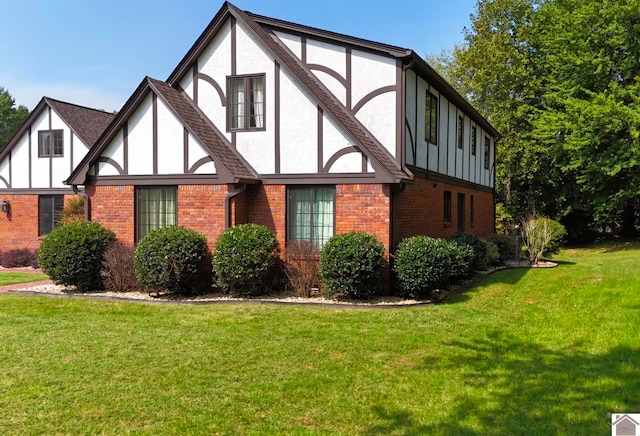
[72,185,90,222]
[224,183,246,229]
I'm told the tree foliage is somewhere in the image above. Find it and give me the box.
[435,0,640,238]
[0,87,29,151]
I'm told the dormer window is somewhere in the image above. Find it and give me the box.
[38,130,63,157]
[228,74,265,131]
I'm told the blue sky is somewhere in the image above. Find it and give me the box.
[0,0,477,112]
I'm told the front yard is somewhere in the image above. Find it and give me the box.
[0,242,638,434]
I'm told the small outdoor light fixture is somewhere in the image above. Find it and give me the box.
[1,199,9,214]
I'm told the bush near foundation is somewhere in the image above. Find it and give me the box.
[319,232,386,299]
[393,236,454,299]
[134,225,212,295]
[102,241,142,293]
[38,221,115,291]
[213,224,279,297]
[449,232,489,271]
[0,248,39,268]
[484,234,517,264]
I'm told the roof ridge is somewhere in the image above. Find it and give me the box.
[44,97,114,115]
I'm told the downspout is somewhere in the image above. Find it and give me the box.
[224,183,246,229]
[72,185,90,222]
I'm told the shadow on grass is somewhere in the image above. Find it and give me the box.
[365,331,639,435]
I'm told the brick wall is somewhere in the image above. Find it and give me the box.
[394,176,495,245]
[87,185,135,245]
[178,184,227,251]
[247,184,286,251]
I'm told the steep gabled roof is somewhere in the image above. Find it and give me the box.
[0,97,114,163]
[66,77,258,185]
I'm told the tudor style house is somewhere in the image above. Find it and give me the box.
[0,98,114,250]
[29,2,493,262]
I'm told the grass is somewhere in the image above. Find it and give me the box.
[0,242,639,434]
[0,271,48,286]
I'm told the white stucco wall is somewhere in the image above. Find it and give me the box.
[126,93,154,175]
[273,31,302,59]
[9,135,29,188]
[156,99,184,175]
[31,110,50,188]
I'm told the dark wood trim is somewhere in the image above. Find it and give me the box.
[7,150,11,187]
[96,157,125,175]
[152,93,158,175]
[70,132,74,175]
[0,187,75,195]
[301,36,307,63]
[405,119,415,165]
[196,72,227,106]
[183,127,189,174]
[192,62,199,105]
[362,153,368,173]
[48,108,53,188]
[346,48,352,110]
[275,61,281,174]
[352,85,396,116]
[408,165,495,193]
[323,146,358,172]
[89,174,222,186]
[317,106,324,173]
[123,122,129,174]
[307,64,347,87]
[397,59,404,166]
[261,172,384,185]
[0,174,9,188]
[231,16,237,75]
[187,156,215,174]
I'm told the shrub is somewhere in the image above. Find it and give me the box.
[484,239,500,267]
[447,240,475,281]
[521,216,566,264]
[212,224,279,297]
[57,197,85,226]
[102,241,142,292]
[484,234,517,264]
[319,232,386,299]
[0,248,39,268]
[449,232,489,271]
[135,225,212,294]
[283,240,320,297]
[38,221,115,291]
[393,236,452,299]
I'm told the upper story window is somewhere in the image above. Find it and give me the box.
[425,92,438,145]
[38,130,63,157]
[471,126,477,156]
[457,115,464,149]
[484,136,491,169]
[228,75,265,131]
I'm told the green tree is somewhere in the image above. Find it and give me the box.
[0,87,29,151]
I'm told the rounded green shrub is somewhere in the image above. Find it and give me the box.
[449,232,489,270]
[484,234,517,264]
[393,236,453,299]
[38,221,115,291]
[319,232,386,299]
[134,225,212,294]
[447,240,475,281]
[212,224,279,297]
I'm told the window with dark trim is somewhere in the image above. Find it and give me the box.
[228,74,265,131]
[443,190,452,224]
[136,186,177,241]
[484,136,491,169]
[470,195,475,224]
[287,186,335,248]
[38,130,63,157]
[471,126,477,156]
[39,195,64,236]
[425,91,438,144]
[457,193,465,232]
[457,115,464,149]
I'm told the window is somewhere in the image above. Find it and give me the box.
[470,195,475,224]
[287,186,334,248]
[39,195,64,235]
[457,115,464,149]
[228,75,265,131]
[484,136,491,169]
[443,191,452,224]
[471,126,477,156]
[136,187,177,241]
[38,130,63,157]
[425,92,438,144]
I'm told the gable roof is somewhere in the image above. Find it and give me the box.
[66,77,258,185]
[0,97,114,162]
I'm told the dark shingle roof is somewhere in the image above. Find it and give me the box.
[46,98,115,148]
[147,78,257,182]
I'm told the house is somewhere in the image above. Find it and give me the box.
[64,2,498,264]
[0,98,114,250]
[613,414,639,436]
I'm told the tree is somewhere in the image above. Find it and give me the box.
[0,87,29,151]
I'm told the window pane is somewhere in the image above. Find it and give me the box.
[39,195,64,235]
[137,187,177,241]
[313,187,334,247]
[444,191,452,223]
[289,188,312,241]
[288,187,335,248]
[230,78,245,129]
[39,132,51,156]
[53,131,63,156]
[249,77,264,128]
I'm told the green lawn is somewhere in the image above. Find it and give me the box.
[0,271,48,286]
[0,243,638,435]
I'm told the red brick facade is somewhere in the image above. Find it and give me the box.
[0,193,77,251]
